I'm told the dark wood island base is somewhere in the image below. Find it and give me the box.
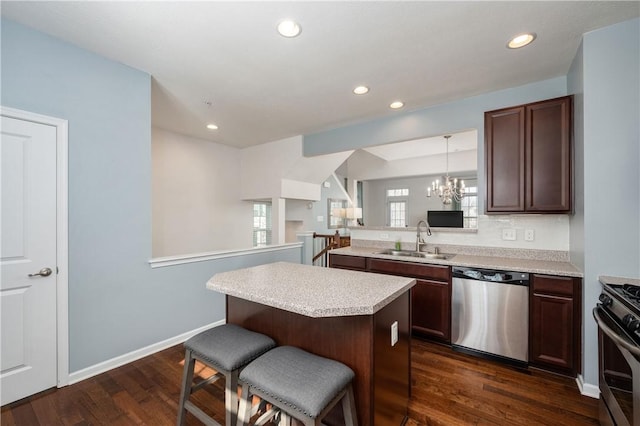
[226,291,411,426]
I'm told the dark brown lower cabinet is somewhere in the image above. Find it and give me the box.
[411,279,450,342]
[330,254,582,376]
[529,274,582,377]
[328,253,366,271]
[330,254,452,343]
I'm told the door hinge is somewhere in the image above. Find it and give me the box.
[56,266,59,274]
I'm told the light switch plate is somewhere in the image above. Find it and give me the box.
[317,215,324,222]
[391,321,398,346]
[502,228,516,241]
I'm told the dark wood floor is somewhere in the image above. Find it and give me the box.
[2,339,598,425]
[407,341,598,425]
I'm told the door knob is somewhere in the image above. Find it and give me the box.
[28,267,53,277]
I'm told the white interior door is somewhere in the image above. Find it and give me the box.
[1,116,58,405]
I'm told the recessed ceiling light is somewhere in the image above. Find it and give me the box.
[206,124,218,130]
[353,86,369,95]
[389,101,404,109]
[507,33,536,49]
[277,20,301,38]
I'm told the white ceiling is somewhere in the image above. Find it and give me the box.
[363,129,478,161]
[2,2,638,148]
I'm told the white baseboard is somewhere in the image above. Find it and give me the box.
[67,320,225,385]
[576,374,600,399]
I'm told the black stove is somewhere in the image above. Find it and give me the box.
[599,283,640,346]
[597,280,640,426]
[612,284,640,308]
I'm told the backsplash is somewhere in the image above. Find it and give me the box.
[350,240,569,262]
[349,214,570,252]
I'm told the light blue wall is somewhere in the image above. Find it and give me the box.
[568,41,585,274]
[303,77,564,157]
[1,19,301,372]
[568,39,588,385]
[580,17,640,386]
[304,76,568,214]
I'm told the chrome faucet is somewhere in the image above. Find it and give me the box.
[415,220,432,252]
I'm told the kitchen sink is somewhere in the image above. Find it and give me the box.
[374,249,453,260]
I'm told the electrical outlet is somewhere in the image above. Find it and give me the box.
[316,215,324,222]
[525,229,535,241]
[380,233,389,240]
[502,228,516,241]
[391,321,398,346]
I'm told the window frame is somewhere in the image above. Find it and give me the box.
[460,185,478,229]
[386,188,409,228]
[252,202,272,247]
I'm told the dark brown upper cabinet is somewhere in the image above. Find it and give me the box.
[485,96,572,213]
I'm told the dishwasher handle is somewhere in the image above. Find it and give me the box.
[452,267,530,285]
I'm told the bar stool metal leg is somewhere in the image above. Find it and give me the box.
[278,412,292,426]
[236,382,252,426]
[341,385,358,426]
[225,369,240,426]
[177,349,196,426]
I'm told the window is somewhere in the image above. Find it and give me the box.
[460,186,478,229]
[356,181,364,225]
[252,202,272,246]
[386,188,409,227]
[387,188,409,197]
[328,198,347,229]
[388,201,407,227]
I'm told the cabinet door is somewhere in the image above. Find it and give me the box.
[329,254,366,271]
[530,292,574,373]
[485,106,526,212]
[526,96,572,212]
[367,258,450,281]
[412,279,450,343]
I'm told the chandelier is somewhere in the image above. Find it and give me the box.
[427,135,465,205]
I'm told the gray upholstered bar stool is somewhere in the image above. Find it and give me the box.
[177,324,276,426]
[236,346,358,426]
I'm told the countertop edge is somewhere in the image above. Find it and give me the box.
[208,281,416,318]
[330,247,584,278]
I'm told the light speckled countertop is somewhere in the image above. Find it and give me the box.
[331,246,583,277]
[207,261,415,318]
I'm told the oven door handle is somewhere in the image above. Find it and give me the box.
[593,307,640,357]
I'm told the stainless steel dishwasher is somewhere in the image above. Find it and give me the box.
[451,266,530,364]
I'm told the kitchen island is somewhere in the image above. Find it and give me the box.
[207,261,416,426]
